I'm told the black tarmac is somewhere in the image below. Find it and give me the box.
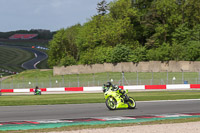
[0,99,200,122]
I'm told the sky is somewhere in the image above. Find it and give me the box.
[0,0,113,32]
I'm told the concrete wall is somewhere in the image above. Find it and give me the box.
[53,61,200,75]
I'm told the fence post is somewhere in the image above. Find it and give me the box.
[93,73,95,86]
[122,71,124,86]
[22,76,25,89]
[182,70,184,83]
[0,74,2,89]
[62,75,64,87]
[199,72,200,84]
[151,71,154,85]
[68,76,70,87]
[107,72,110,82]
[137,71,138,85]
[49,76,52,88]
[11,76,13,89]
[77,74,79,87]
[167,71,168,84]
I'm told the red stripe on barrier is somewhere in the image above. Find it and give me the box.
[0,89,14,93]
[30,88,47,92]
[41,88,47,91]
[65,87,83,91]
[145,85,166,89]
[190,84,200,89]
[119,86,124,90]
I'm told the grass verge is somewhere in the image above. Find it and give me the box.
[0,46,34,74]
[0,90,200,106]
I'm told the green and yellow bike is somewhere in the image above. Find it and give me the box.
[103,83,136,110]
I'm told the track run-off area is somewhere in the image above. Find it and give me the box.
[0,99,200,131]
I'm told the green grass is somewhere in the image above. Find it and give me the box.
[0,46,34,74]
[0,90,200,106]
[1,69,199,89]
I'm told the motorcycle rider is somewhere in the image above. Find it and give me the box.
[103,81,128,102]
[35,86,39,93]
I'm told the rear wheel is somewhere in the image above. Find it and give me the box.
[127,97,136,109]
[106,97,117,110]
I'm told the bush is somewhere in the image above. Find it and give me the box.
[59,56,76,66]
[129,46,147,62]
[79,46,113,65]
[111,44,132,63]
[147,43,172,61]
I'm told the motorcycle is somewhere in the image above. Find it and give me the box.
[103,83,136,110]
[34,88,41,95]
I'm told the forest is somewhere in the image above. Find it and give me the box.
[48,0,200,68]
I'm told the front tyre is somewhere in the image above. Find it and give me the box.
[127,97,136,109]
[105,97,117,110]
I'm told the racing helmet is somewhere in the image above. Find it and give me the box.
[106,82,112,87]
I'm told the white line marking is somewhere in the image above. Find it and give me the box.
[138,99,200,103]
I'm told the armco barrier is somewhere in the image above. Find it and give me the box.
[0,84,200,93]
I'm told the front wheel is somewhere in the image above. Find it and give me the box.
[105,97,117,110]
[127,97,136,109]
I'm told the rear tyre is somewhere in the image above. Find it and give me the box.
[106,97,117,110]
[127,97,136,109]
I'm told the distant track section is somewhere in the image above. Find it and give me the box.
[0,43,48,70]
[21,48,48,69]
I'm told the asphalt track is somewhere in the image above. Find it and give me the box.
[20,47,48,69]
[0,99,200,122]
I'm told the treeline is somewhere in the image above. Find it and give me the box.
[48,0,200,68]
[0,29,55,40]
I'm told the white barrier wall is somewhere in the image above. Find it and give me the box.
[166,84,190,89]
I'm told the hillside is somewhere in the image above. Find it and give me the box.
[0,44,49,76]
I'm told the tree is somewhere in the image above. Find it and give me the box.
[147,43,172,61]
[78,46,113,64]
[48,24,81,67]
[111,44,132,63]
[170,42,185,61]
[144,0,182,47]
[129,46,147,62]
[48,29,66,67]
[47,0,200,67]
[184,41,200,61]
[97,0,108,15]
